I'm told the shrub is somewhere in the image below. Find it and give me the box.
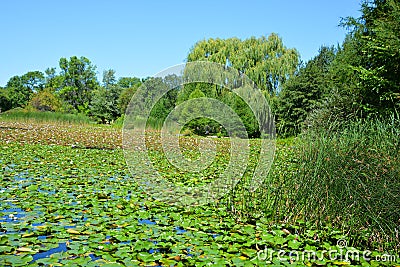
[29,88,62,112]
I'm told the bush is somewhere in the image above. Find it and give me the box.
[112,115,125,128]
[29,89,62,112]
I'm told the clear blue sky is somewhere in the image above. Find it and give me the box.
[0,1,362,87]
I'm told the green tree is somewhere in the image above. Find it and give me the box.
[276,46,336,136]
[4,72,45,109]
[90,70,123,123]
[187,34,299,95]
[21,71,45,92]
[145,76,179,126]
[118,77,141,88]
[90,87,113,123]
[176,82,217,105]
[313,35,365,123]
[297,0,400,133]
[58,56,99,113]
[341,0,400,116]
[179,86,216,135]
[117,76,142,115]
[102,69,117,88]
[45,67,64,91]
[118,83,140,115]
[0,88,12,112]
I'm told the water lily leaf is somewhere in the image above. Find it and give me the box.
[137,251,155,262]
[36,257,60,265]
[333,261,351,265]
[21,233,35,238]
[66,229,80,234]
[0,245,13,253]
[16,247,36,252]
[287,239,301,250]
[3,255,34,266]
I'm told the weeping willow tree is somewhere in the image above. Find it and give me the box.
[187,33,300,95]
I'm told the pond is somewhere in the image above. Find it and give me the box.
[0,143,265,266]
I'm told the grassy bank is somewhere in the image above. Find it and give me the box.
[257,118,399,251]
[0,108,93,125]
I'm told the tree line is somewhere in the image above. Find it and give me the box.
[0,56,143,124]
[276,0,399,136]
[1,0,398,136]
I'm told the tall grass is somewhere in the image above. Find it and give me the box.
[0,109,92,125]
[123,116,168,130]
[273,117,399,250]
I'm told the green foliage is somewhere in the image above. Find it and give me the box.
[276,46,336,136]
[335,0,400,117]
[3,71,46,110]
[118,83,140,115]
[127,75,179,129]
[143,77,171,126]
[278,0,400,136]
[177,82,218,105]
[102,69,117,87]
[58,56,99,113]
[187,34,300,95]
[186,36,297,137]
[0,88,12,112]
[179,86,217,135]
[0,57,144,124]
[29,88,62,112]
[1,4,399,264]
[44,67,64,90]
[4,87,32,111]
[117,76,141,88]
[175,81,261,137]
[4,87,31,110]
[355,0,400,114]
[6,71,45,92]
[188,87,205,99]
[149,88,178,126]
[224,87,260,138]
[90,87,115,123]
[112,114,125,128]
[90,70,123,123]
[308,37,364,127]
[20,71,45,92]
